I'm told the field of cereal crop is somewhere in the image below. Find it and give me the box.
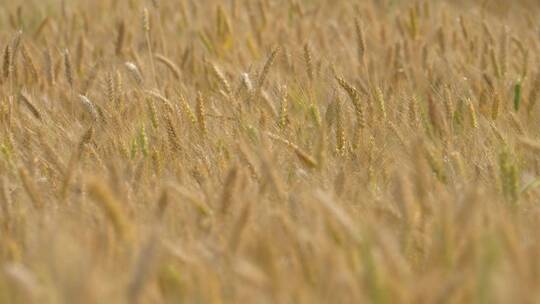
[1,0,540,303]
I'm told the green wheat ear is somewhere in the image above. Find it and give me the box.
[514,79,522,112]
[499,148,519,205]
[139,126,149,157]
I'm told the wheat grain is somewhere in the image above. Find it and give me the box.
[278,85,288,129]
[303,43,313,81]
[78,95,99,121]
[196,91,207,136]
[257,46,279,91]
[63,49,74,88]
[20,44,39,83]
[19,92,41,120]
[266,132,318,168]
[335,96,346,155]
[3,45,11,81]
[354,18,366,63]
[210,63,231,96]
[115,20,125,56]
[125,61,144,86]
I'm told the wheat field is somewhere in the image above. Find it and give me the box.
[1,0,540,303]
